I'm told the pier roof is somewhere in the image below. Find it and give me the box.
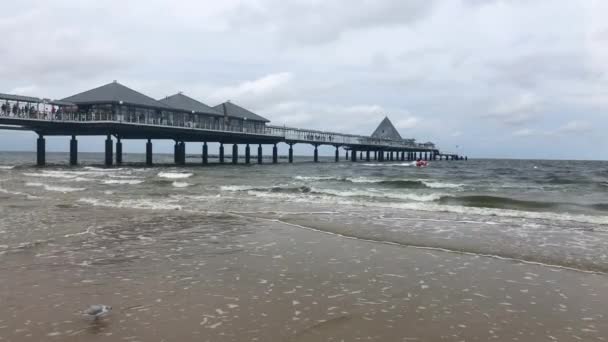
[62,81,172,109]
[0,93,41,103]
[371,117,402,141]
[159,93,222,116]
[213,101,270,123]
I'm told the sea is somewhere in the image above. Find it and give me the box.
[1,151,607,341]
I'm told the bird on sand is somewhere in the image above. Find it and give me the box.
[82,304,112,320]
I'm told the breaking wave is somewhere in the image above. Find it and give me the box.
[25,182,85,193]
[102,179,144,185]
[158,172,193,179]
[221,184,443,202]
[293,175,463,189]
[437,195,608,214]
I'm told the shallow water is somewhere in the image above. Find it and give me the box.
[1,152,607,340]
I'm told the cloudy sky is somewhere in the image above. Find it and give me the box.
[1,0,607,159]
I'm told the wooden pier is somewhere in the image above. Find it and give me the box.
[0,81,466,166]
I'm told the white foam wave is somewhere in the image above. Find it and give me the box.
[421,181,463,189]
[158,172,193,179]
[172,181,190,188]
[0,187,38,198]
[293,175,462,189]
[348,177,384,183]
[310,187,443,202]
[294,176,340,181]
[79,198,182,210]
[102,179,144,185]
[83,166,126,172]
[236,188,608,226]
[0,165,15,170]
[362,163,415,167]
[23,170,112,179]
[25,182,85,193]
[220,185,257,191]
[23,172,77,179]
[72,177,95,182]
[382,202,608,227]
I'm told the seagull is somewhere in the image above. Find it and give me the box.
[82,304,112,320]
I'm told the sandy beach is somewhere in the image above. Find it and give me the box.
[1,201,607,341]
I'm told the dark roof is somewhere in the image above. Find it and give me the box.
[159,93,222,116]
[62,81,171,109]
[213,101,270,123]
[371,117,403,141]
[45,99,76,106]
[0,93,41,103]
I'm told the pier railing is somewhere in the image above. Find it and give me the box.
[0,110,436,151]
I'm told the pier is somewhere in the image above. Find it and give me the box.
[0,81,466,166]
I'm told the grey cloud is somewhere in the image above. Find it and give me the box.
[481,93,544,126]
[228,0,439,45]
[593,28,608,41]
[0,0,606,159]
[487,52,597,88]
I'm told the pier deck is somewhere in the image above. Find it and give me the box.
[0,82,466,166]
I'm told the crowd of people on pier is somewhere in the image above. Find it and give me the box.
[0,100,68,120]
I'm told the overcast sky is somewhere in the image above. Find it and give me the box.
[1,0,607,159]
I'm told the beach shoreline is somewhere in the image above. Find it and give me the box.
[1,203,607,341]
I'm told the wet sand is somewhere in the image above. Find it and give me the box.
[1,205,607,341]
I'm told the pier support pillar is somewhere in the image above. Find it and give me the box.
[366,150,370,162]
[360,151,363,160]
[36,135,45,166]
[390,152,394,161]
[335,146,339,162]
[145,139,152,165]
[219,143,224,164]
[314,145,319,163]
[345,150,349,160]
[351,149,357,162]
[257,144,263,164]
[174,142,179,164]
[105,135,113,166]
[202,142,208,165]
[69,135,78,166]
[424,152,428,161]
[232,144,238,164]
[273,144,278,164]
[374,151,377,160]
[245,144,251,164]
[378,151,383,162]
[401,151,405,161]
[289,144,294,163]
[179,142,186,165]
[116,138,122,165]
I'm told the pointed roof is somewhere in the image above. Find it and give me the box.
[371,117,402,141]
[159,93,222,116]
[62,81,171,109]
[213,101,270,123]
